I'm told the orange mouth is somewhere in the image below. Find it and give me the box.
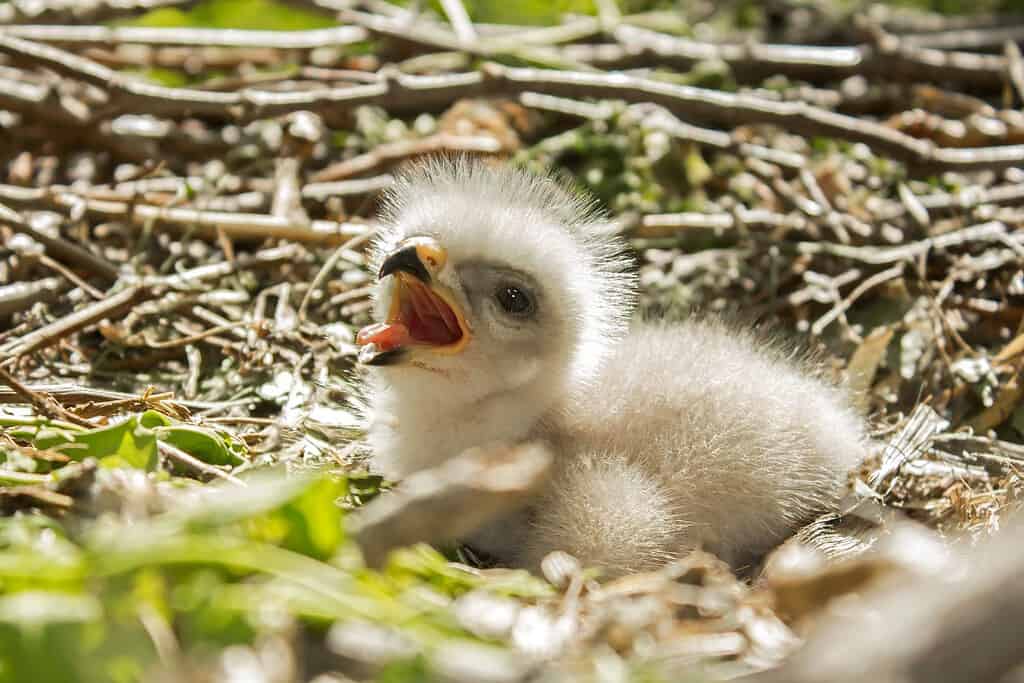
[356,273,470,355]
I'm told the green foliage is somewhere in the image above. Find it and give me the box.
[444,0,595,25]
[9,411,167,470]
[159,425,246,467]
[3,411,248,472]
[0,460,553,681]
[125,0,336,30]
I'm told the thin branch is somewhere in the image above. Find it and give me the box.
[0,285,152,360]
[0,185,370,243]
[0,0,200,24]
[0,278,65,319]
[310,133,503,183]
[0,367,94,427]
[0,202,120,282]
[299,229,378,321]
[797,221,1020,265]
[0,24,369,49]
[563,24,1008,89]
[0,384,241,412]
[437,0,477,45]
[811,263,906,336]
[158,441,246,486]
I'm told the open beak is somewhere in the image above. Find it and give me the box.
[356,238,471,365]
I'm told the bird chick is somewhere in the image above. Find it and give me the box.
[357,158,866,576]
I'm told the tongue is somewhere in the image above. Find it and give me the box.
[356,322,410,352]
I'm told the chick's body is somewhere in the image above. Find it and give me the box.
[516,322,865,574]
[359,158,866,577]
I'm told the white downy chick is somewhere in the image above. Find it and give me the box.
[356,157,866,576]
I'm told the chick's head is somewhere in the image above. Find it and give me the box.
[357,158,636,402]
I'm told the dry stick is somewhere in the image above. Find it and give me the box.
[158,441,246,487]
[298,229,378,322]
[0,278,65,318]
[0,0,200,24]
[436,0,477,44]
[901,23,1024,50]
[811,263,906,336]
[0,24,369,49]
[310,133,503,182]
[0,366,93,428]
[138,322,255,349]
[0,384,239,412]
[995,332,1024,364]
[0,202,119,282]
[155,244,304,289]
[564,24,1009,89]
[302,175,394,200]
[37,255,105,300]
[0,33,239,118]
[872,182,1024,221]
[0,285,151,359]
[968,365,1024,433]
[340,8,601,69]
[797,221,1018,265]
[1006,41,1024,108]
[641,208,808,236]
[0,76,89,127]
[0,186,369,244]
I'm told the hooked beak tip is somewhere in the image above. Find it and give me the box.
[378,245,430,283]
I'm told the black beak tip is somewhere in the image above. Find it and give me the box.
[358,346,407,366]
[379,246,431,283]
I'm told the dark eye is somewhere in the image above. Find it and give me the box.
[494,284,535,316]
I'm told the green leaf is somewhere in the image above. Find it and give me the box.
[16,412,166,471]
[245,476,346,560]
[124,0,337,30]
[158,425,246,466]
[682,144,713,188]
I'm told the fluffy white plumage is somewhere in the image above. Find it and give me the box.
[359,157,866,576]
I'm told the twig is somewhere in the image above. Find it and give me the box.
[0,366,93,427]
[0,202,120,282]
[154,245,304,289]
[901,23,1024,50]
[0,75,90,127]
[640,208,808,237]
[563,24,1009,89]
[811,263,906,336]
[0,278,65,318]
[158,441,245,487]
[0,384,238,412]
[310,133,503,182]
[797,221,1019,265]
[1005,41,1024,108]
[437,0,477,44]
[302,175,394,200]
[0,24,369,49]
[299,229,379,321]
[968,372,1023,433]
[0,185,370,243]
[0,284,152,359]
[37,255,105,299]
[0,0,199,24]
